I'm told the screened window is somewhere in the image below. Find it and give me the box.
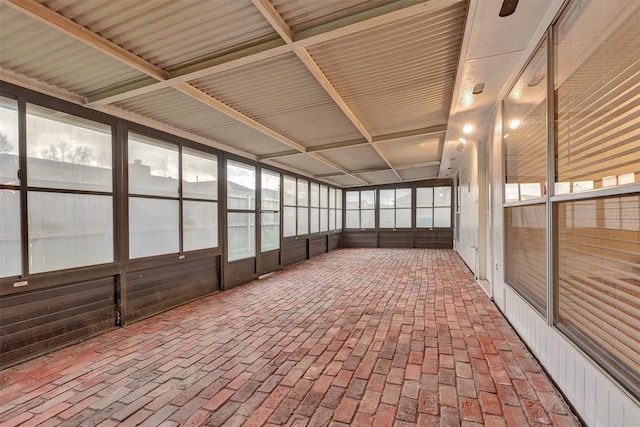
[346,190,375,229]
[261,169,280,252]
[283,175,297,237]
[0,97,20,278]
[320,185,328,232]
[379,188,412,228]
[504,204,547,315]
[310,182,319,233]
[227,160,256,262]
[336,189,343,230]
[503,40,548,202]
[329,187,336,231]
[128,133,179,259]
[297,179,308,235]
[555,0,639,193]
[27,104,114,273]
[182,148,218,252]
[416,187,451,228]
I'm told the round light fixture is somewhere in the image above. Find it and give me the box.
[509,119,521,130]
[458,138,467,144]
[462,124,473,134]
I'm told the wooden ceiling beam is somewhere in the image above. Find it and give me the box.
[251,0,294,43]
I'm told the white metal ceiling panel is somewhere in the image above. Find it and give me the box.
[0,4,145,96]
[323,174,363,187]
[197,122,293,157]
[38,0,280,71]
[190,53,362,148]
[271,154,343,176]
[356,169,402,185]
[398,165,440,181]
[377,135,443,167]
[320,145,388,172]
[271,0,398,33]
[307,1,467,136]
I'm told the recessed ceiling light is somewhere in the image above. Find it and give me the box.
[509,119,521,129]
[472,83,485,94]
[458,138,467,144]
[463,124,473,134]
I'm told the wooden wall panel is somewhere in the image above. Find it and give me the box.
[282,239,308,266]
[309,236,328,258]
[0,277,117,367]
[379,231,413,248]
[343,232,378,248]
[328,233,342,251]
[126,256,219,322]
[415,230,454,249]
[259,250,281,276]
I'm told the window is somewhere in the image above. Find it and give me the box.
[0,97,20,278]
[345,190,375,229]
[555,0,639,194]
[503,40,548,202]
[310,182,319,233]
[505,204,547,315]
[297,179,308,235]
[320,185,328,232]
[27,104,113,273]
[182,148,218,252]
[227,160,255,262]
[336,189,343,230]
[283,175,297,237]
[416,186,451,228]
[128,133,179,259]
[379,188,412,228]
[261,169,280,252]
[329,187,336,231]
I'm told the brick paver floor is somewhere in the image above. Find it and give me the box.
[0,249,582,426]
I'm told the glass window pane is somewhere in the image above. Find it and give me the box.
[227,212,255,262]
[416,208,433,228]
[346,191,359,209]
[346,210,359,229]
[183,200,218,251]
[361,190,375,209]
[361,209,375,229]
[380,209,394,228]
[379,189,395,209]
[558,195,640,395]
[227,160,255,210]
[555,2,639,192]
[261,169,280,211]
[329,188,336,209]
[297,207,308,235]
[283,206,296,237]
[297,179,308,206]
[310,183,319,207]
[336,209,343,230]
[320,185,328,208]
[129,197,179,259]
[182,148,217,200]
[504,41,547,201]
[261,211,280,252]
[283,175,296,206]
[320,208,328,232]
[0,97,18,186]
[0,189,21,277]
[434,207,451,227]
[396,209,411,228]
[336,190,343,209]
[416,188,433,207]
[329,209,336,231]
[504,204,547,315]
[310,207,319,233]
[396,188,412,208]
[434,187,451,207]
[129,133,178,197]
[27,104,112,192]
[29,192,113,273]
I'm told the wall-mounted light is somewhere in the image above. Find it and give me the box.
[472,83,485,95]
[462,124,473,134]
[509,119,521,129]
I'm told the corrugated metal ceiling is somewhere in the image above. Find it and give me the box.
[0,0,470,187]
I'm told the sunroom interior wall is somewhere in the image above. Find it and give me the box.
[455,140,479,278]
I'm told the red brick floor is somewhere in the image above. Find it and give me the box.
[0,249,581,426]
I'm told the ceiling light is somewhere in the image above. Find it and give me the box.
[528,74,545,87]
[499,0,519,17]
[509,119,521,129]
[458,138,467,144]
[462,124,473,134]
[472,83,485,95]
